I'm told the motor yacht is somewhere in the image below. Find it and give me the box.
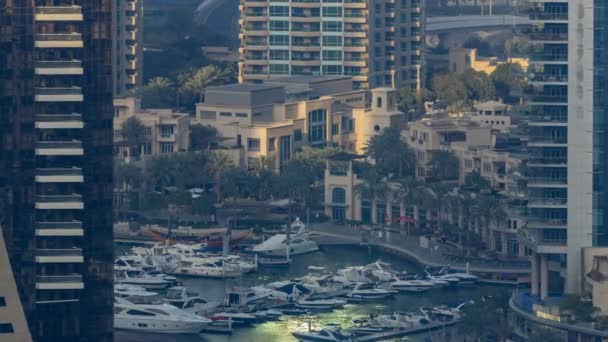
[114,270,173,290]
[296,297,346,311]
[252,218,319,257]
[162,286,219,316]
[346,283,393,300]
[387,279,436,292]
[209,312,258,326]
[114,297,211,334]
[292,328,352,342]
[171,257,242,278]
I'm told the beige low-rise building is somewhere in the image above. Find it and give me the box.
[448,47,529,75]
[467,100,512,131]
[114,98,191,160]
[195,76,405,172]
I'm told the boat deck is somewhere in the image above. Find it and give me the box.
[351,320,459,341]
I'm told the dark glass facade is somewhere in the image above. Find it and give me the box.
[0,1,113,340]
[593,1,608,247]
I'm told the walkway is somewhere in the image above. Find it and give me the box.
[310,224,530,282]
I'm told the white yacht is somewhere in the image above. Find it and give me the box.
[171,257,242,278]
[346,283,393,300]
[387,279,436,292]
[115,270,173,290]
[114,297,211,334]
[292,328,352,342]
[252,218,319,257]
[296,297,346,311]
[162,286,219,316]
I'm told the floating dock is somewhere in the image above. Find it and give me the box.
[352,320,459,342]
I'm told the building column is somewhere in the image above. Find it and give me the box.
[385,199,392,226]
[501,233,508,256]
[540,254,549,299]
[530,254,539,296]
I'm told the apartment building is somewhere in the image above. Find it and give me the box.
[0,1,114,340]
[238,0,424,90]
[113,0,143,96]
[114,98,191,159]
[195,76,405,171]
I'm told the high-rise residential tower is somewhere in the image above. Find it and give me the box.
[525,0,608,299]
[113,0,143,97]
[238,0,424,90]
[0,1,114,341]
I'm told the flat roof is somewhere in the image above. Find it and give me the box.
[207,83,282,93]
[267,75,351,84]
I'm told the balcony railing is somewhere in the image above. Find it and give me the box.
[36,141,82,149]
[530,53,567,62]
[36,87,82,95]
[528,197,567,205]
[36,221,83,230]
[529,12,568,21]
[530,74,568,82]
[528,136,567,144]
[529,31,568,41]
[527,218,567,227]
[527,177,567,185]
[36,33,82,41]
[527,94,568,103]
[36,194,83,203]
[36,168,82,176]
[35,60,82,69]
[35,248,82,256]
[36,275,83,283]
[36,6,82,15]
[36,113,82,122]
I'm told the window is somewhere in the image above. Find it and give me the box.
[235,113,248,118]
[159,125,174,137]
[269,64,289,74]
[294,129,303,142]
[247,138,260,151]
[126,310,156,317]
[464,160,473,169]
[322,65,342,75]
[219,112,232,117]
[376,96,382,108]
[332,187,346,203]
[143,143,152,155]
[332,123,339,135]
[160,143,174,153]
[0,297,5,307]
[279,135,291,168]
[0,323,13,334]
[270,49,289,60]
[200,110,216,120]
[322,50,342,61]
[308,109,327,145]
[322,35,342,46]
[322,21,342,32]
[483,163,491,173]
[269,6,289,16]
[269,20,289,31]
[268,137,276,152]
[269,35,289,46]
[322,7,342,17]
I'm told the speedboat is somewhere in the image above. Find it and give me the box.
[445,272,479,285]
[296,297,346,311]
[292,328,352,342]
[162,286,219,316]
[388,279,436,292]
[114,270,173,290]
[114,297,211,334]
[252,218,319,256]
[346,283,393,300]
[371,312,429,329]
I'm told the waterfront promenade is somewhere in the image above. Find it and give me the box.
[310,223,531,283]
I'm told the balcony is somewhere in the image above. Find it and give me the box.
[527,115,567,127]
[529,11,568,21]
[35,141,83,156]
[530,53,567,63]
[527,218,567,229]
[35,221,84,237]
[527,135,567,147]
[35,33,83,48]
[35,194,84,210]
[526,93,567,105]
[528,31,568,43]
[36,168,83,183]
[527,177,567,188]
[35,114,83,129]
[35,248,83,263]
[529,73,568,85]
[35,87,83,102]
[36,275,84,290]
[527,197,567,208]
[35,60,83,75]
[35,6,83,21]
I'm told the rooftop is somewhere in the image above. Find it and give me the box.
[207,83,282,93]
[267,75,351,85]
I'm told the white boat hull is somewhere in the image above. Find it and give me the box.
[116,280,170,290]
[172,268,241,278]
[114,317,207,334]
[261,242,319,257]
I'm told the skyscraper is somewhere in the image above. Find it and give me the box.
[526,0,608,299]
[238,0,423,90]
[113,0,143,97]
[0,1,114,340]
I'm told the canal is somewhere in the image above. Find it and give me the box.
[115,244,513,342]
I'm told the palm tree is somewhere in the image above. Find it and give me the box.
[179,65,232,105]
[473,194,507,247]
[208,150,233,202]
[355,168,391,225]
[120,116,148,159]
[425,182,453,233]
[114,161,142,213]
[364,127,416,178]
[427,150,460,182]
[394,177,420,233]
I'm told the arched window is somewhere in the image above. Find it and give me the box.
[332,187,346,204]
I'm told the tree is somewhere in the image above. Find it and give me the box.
[120,117,148,158]
[291,146,339,183]
[114,161,142,213]
[364,127,416,178]
[208,150,233,202]
[190,124,218,151]
[354,167,391,225]
[504,36,529,58]
[427,150,460,182]
[559,295,600,322]
[491,63,526,100]
[473,194,506,246]
[145,155,175,191]
[431,73,468,110]
[178,65,232,108]
[462,69,496,101]
[460,293,511,342]
[525,327,564,342]
[394,177,421,232]
[132,77,177,108]
[464,170,491,193]
[397,86,418,113]
[424,182,454,232]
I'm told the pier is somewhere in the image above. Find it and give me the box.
[351,320,459,341]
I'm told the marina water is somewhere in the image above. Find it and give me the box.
[115,244,511,342]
